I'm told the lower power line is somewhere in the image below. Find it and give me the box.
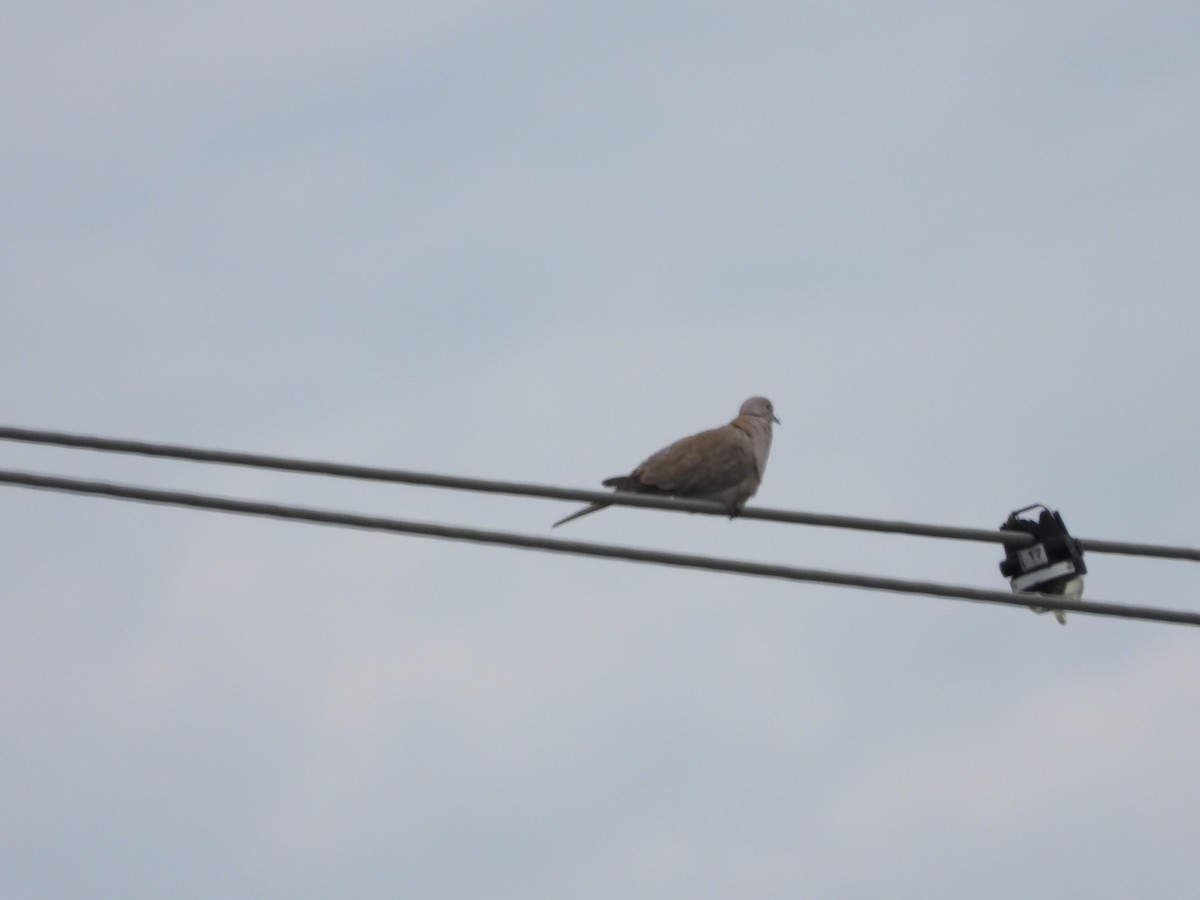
[0,467,1195,627]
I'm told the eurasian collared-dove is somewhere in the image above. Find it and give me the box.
[552,396,780,527]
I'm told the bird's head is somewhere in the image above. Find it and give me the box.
[740,396,780,425]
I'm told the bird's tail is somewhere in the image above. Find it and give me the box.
[551,501,612,528]
[553,474,630,528]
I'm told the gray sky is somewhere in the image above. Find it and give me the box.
[3,2,1199,897]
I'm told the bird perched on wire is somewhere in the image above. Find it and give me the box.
[552,396,780,527]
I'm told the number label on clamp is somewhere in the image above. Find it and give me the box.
[1017,543,1049,571]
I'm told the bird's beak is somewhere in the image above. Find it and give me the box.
[773,414,781,425]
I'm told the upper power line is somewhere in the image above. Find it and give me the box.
[0,425,1196,561]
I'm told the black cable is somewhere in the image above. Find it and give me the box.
[1,467,1196,627]
[1,425,1196,560]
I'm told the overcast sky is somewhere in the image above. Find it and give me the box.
[3,2,1199,897]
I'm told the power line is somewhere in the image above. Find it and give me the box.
[0,467,1197,628]
[1,425,1196,561]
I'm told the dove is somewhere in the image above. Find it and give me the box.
[552,396,780,527]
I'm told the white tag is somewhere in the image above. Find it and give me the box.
[1017,543,1049,571]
